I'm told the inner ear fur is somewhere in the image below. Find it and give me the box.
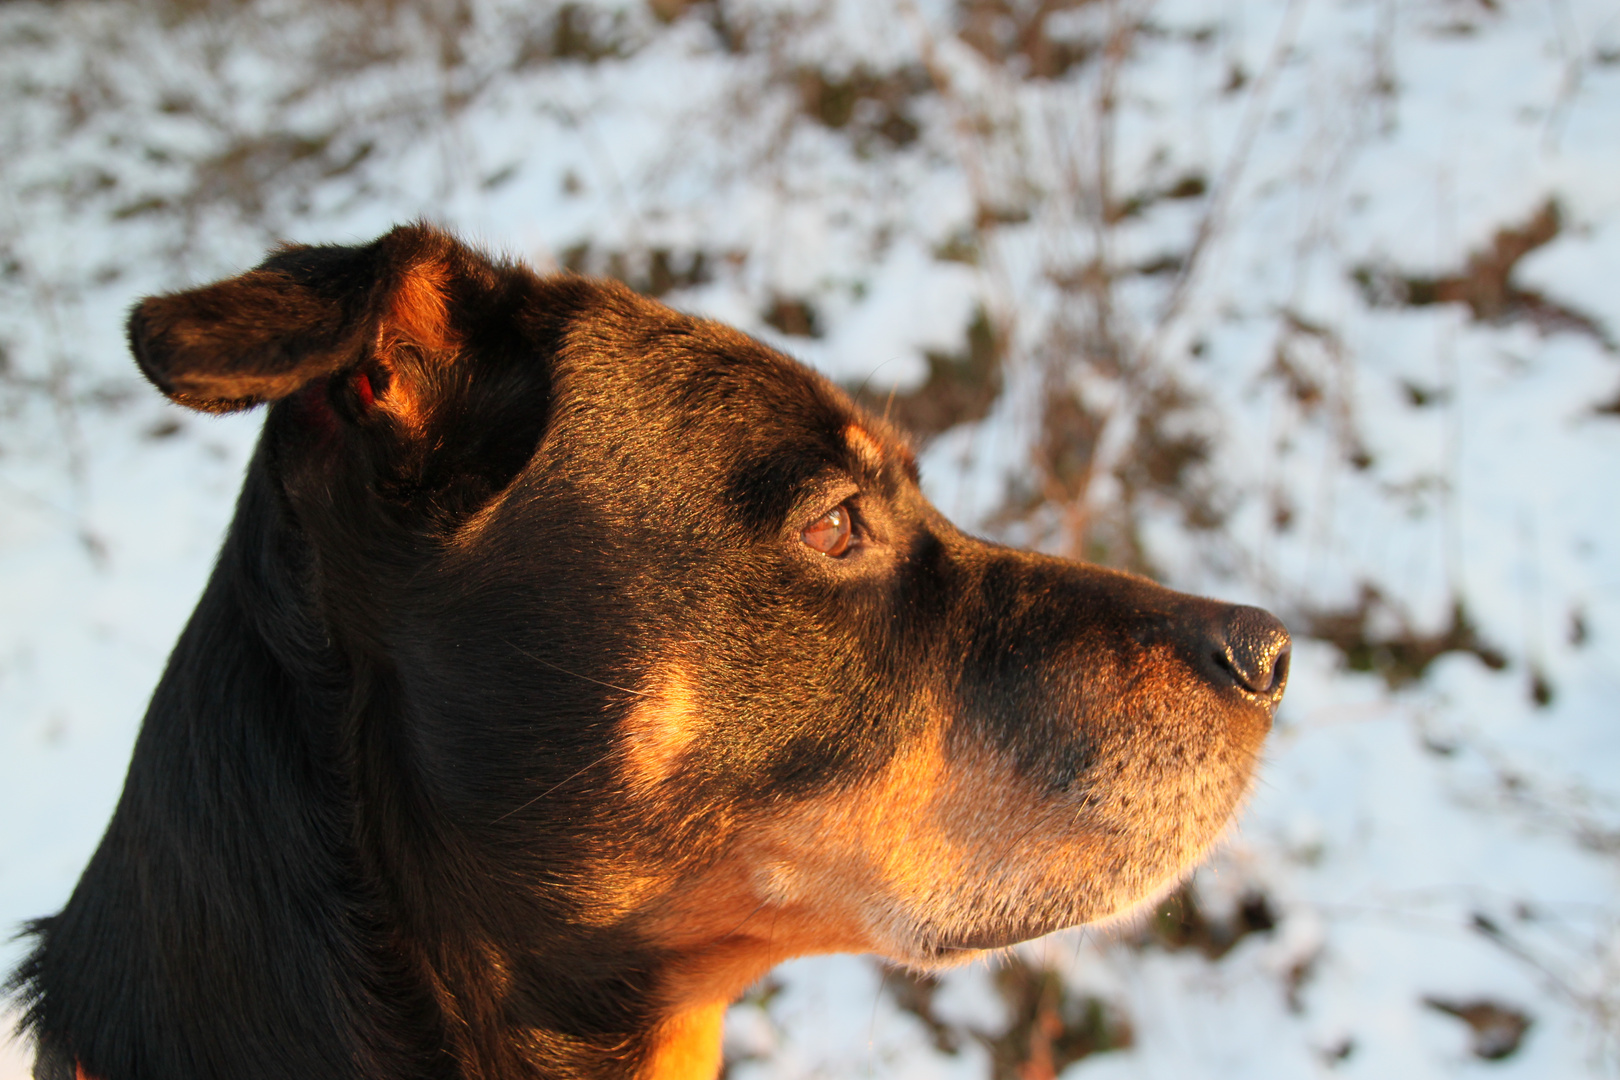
[128,224,461,414]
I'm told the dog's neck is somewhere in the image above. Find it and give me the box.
[12,448,724,1080]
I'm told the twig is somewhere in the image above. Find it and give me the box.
[1150,0,1311,351]
[1543,0,1585,153]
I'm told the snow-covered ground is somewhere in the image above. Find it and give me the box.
[2,0,1618,1076]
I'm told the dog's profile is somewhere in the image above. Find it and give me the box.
[8,226,1289,1080]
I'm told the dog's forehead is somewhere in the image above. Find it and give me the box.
[548,290,907,482]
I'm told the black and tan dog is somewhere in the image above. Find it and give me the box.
[8,226,1289,1080]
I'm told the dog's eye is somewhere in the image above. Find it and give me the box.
[801,504,852,557]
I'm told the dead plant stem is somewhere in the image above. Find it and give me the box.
[1151,0,1310,355]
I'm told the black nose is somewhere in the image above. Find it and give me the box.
[1214,606,1292,696]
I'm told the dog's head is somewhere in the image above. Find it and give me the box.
[131,225,1287,1010]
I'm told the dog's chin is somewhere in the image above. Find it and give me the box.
[890,860,1210,970]
[926,923,1055,955]
[888,921,1080,970]
[890,908,1097,968]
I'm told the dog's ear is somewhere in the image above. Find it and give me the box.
[127,224,462,416]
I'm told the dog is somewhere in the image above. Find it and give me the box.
[8,225,1289,1080]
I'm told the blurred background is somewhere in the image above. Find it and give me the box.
[1,0,1617,1076]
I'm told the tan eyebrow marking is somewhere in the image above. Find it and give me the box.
[845,421,919,482]
[843,423,886,473]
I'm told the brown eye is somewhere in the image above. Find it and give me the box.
[801,504,853,557]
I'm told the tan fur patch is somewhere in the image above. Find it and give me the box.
[843,423,885,472]
[375,258,458,433]
[621,670,699,793]
[389,258,456,354]
[636,1001,725,1080]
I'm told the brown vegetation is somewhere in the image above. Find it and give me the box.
[1353,199,1614,351]
[1305,587,1507,689]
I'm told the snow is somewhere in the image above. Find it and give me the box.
[3,0,1618,1076]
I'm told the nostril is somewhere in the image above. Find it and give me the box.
[1218,606,1292,695]
[1270,646,1291,690]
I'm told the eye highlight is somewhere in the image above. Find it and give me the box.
[801,504,853,557]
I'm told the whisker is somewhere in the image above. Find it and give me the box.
[852,355,903,411]
[504,639,651,698]
[714,898,773,943]
[491,747,620,824]
[489,639,648,825]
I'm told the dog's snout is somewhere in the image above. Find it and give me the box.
[1213,606,1291,696]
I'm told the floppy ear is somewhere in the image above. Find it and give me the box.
[128,223,459,415]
